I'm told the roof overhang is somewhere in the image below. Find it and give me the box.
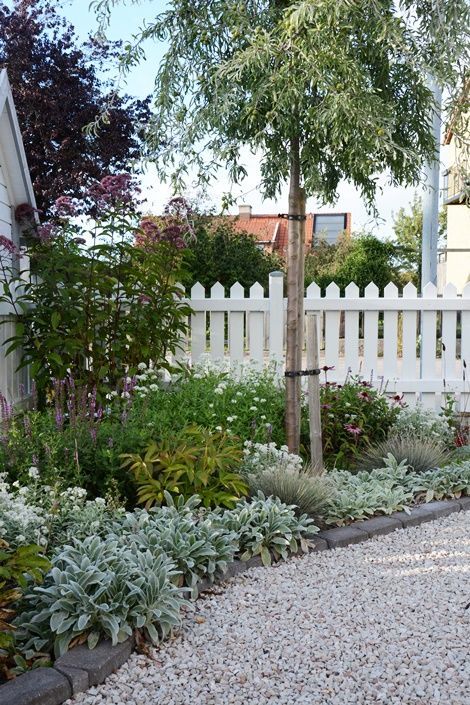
[0,69,36,209]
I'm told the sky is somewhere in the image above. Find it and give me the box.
[60,0,448,238]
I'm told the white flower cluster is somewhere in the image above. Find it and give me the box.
[0,473,46,546]
[189,354,282,385]
[0,473,115,550]
[133,362,168,397]
[392,405,454,445]
[241,441,303,478]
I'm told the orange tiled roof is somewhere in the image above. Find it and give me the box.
[227,213,315,254]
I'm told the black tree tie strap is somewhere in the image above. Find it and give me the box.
[278,213,307,222]
[285,369,321,378]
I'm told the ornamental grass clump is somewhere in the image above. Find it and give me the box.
[358,435,453,474]
[247,468,333,520]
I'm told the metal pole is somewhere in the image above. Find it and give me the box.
[421,77,442,291]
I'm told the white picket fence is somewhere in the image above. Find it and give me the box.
[178,272,470,411]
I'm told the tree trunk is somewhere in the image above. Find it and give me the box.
[285,137,304,453]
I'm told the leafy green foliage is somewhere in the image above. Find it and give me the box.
[0,184,190,398]
[210,494,317,567]
[121,425,247,509]
[391,404,455,447]
[392,194,448,285]
[184,217,284,292]
[305,234,404,293]
[358,435,453,474]
[320,378,401,469]
[325,455,470,525]
[0,540,50,675]
[325,457,416,525]
[412,462,470,502]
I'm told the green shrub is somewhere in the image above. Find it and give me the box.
[133,361,287,448]
[247,468,333,519]
[320,378,400,469]
[0,540,50,678]
[121,425,247,508]
[358,435,453,474]
[0,182,191,400]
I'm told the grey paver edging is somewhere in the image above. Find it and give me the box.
[1,496,469,705]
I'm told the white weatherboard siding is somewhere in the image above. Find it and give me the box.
[0,70,36,405]
[0,158,12,240]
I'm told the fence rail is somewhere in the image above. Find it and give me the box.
[180,272,470,411]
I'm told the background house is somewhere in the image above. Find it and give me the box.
[440,85,469,292]
[231,204,351,255]
[0,69,37,403]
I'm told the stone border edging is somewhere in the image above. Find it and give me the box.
[1,496,469,705]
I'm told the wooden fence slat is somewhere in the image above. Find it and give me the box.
[421,282,438,409]
[363,282,379,384]
[324,282,340,378]
[190,282,206,364]
[269,272,284,364]
[344,282,360,375]
[402,282,418,405]
[441,283,458,390]
[248,282,265,368]
[383,283,399,392]
[229,282,245,363]
[210,283,225,360]
[461,283,470,412]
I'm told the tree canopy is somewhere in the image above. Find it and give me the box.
[93,0,468,205]
[91,0,469,453]
[0,0,150,215]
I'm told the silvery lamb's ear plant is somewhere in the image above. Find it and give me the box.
[210,494,317,567]
[325,460,415,525]
[413,462,470,502]
[114,510,236,599]
[15,536,184,657]
[358,436,453,474]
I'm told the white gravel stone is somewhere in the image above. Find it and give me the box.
[65,513,470,705]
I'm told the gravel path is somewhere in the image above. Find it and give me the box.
[69,512,470,705]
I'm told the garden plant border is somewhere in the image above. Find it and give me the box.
[1,496,469,705]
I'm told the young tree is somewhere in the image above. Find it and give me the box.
[393,194,448,285]
[0,0,150,215]
[93,0,469,453]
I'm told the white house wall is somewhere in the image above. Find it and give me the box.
[446,204,470,292]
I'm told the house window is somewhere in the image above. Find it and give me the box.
[313,214,347,244]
